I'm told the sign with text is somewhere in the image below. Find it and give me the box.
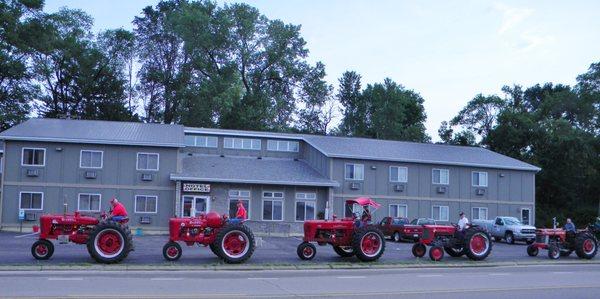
[18,209,25,221]
[182,183,211,193]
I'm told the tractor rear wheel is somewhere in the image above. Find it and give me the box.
[575,233,598,259]
[548,245,560,259]
[31,239,54,260]
[444,246,465,257]
[163,242,182,261]
[412,243,426,258]
[333,246,355,257]
[297,242,316,260]
[214,224,255,264]
[352,226,385,262]
[527,245,539,257]
[464,227,492,261]
[429,245,444,261]
[87,220,133,264]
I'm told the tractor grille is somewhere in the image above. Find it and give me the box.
[521,229,536,234]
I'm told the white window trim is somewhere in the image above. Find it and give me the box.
[472,171,488,187]
[389,204,408,218]
[432,168,449,185]
[228,198,251,219]
[79,150,104,169]
[19,191,44,211]
[294,192,317,222]
[187,135,218,148]
[134,195,158,214]
[21,147,46,167]
[267,140,300,152]
[77,193,102,212]
[224,137,261,150]
[262,191,284,221]
[472,207,488,220]
[295,192,317,200]
[344,163,364,181]
[521,208,532,225]
[389,166,408,183]
[432,205,449,221]
[136,152,160,171]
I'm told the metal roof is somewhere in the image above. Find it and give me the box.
[0,118,185,148]
[186,127,541,172]
[171,154,340,187]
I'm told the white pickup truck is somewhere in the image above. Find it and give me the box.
[472,216,536,244]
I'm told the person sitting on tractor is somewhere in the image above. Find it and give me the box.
[564,218,576,232]
[458,212,469,231]
[109,198,128,222]
[229,200,247,224]
[361,205,372,223]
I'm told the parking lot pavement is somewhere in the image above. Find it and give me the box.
[0,231,594,266]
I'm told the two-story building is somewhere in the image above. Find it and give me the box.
[0,118,540,233]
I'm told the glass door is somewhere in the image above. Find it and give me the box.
[182,196,210,217]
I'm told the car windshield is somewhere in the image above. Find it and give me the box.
[503,217,522,225]
[410,219,417,225]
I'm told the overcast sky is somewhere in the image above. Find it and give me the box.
[44,0,600,140]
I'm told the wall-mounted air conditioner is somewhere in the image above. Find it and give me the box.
[436,186,447,194]
[141,173,153,181]
[26,169,39,177]
[350,182,360,190]
[84,171,97,179]
[394,184,405,192]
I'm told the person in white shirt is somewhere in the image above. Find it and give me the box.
[457,211,469,231]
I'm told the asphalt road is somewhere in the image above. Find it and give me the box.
[1,264,600,298]
[0,231,593,265]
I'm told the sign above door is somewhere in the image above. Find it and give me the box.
[182,183,211,193]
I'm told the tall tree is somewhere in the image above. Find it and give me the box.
[448,94,506,143]
[337,71,367,136]
[295,62,334,134]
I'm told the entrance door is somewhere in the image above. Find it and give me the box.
[182,196,210,217]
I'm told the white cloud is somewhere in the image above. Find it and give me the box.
[493,2,533,35]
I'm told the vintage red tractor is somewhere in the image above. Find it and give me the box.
[411,223,492,261]
[296,197,386,262]
[162,212,255,264]
[526,228,597,259]
[31,210,133,264]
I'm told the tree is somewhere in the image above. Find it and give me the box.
[337,71,367,136]
[449,94,506,143]
[295,62,334,134]
[0,0,44,130]
[438,121,476,146]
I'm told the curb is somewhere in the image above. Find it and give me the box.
[1,260,599,272]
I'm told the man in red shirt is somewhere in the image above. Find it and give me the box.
[110,198,128,222]
[236,200,247,220]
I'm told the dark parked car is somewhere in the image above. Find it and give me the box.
[379,217,436,242]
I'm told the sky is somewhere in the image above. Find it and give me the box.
[44,0,600,140]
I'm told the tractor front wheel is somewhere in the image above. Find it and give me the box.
[412,243,426,258]
[352,226,385,262]
[333,246,355,257]
[429,245,444,261]
[575,233,598,259]
[297,242,317,260]
[162,242,182,261]
[215,224,255,264]
[31,239,54,260]
[527,245,539,257]
[87,220,133,264]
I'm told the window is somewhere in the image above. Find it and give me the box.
[137,153,159,171]
[295,192,316,221]
[432,169,449,185]
[389,166,408,183]
[521,208,531,225]
[228,189,251,219]
[80,150,103,168]
[224,138,261,150]
[78,194,101,212]
[185,135,218,148]
[267,140,299,152]
[432,205,449,221]
[135,195,158,213]
[389,204,408,218]
[19,192,43,210]
[472,171,488,187]
[472,207,488,220]
[22,148,45,166]
[262,191,284,221]
[345,163,364,180]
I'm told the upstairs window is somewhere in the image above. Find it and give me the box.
[345,164,364,180]
[80,150,103,169]
[267,140,299,152]
[472,172,488,187]
[224,138,261,150]
[185,135,218,148]
[137,153,159,171]
[22,148,45,166]
[432,168,449,185]
[389,166,408,183]
[78,194,101,212]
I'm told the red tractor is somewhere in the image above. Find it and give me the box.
[526,228,597,260]
[296,197,385,262]
[31,211,133,264]
[411,224,492,261]
[162,212,255,264]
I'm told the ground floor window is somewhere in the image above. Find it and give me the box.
[389,204,408,218]
[432,205,449,221]
[472,207,488,220]
[295,192,316,221]
[19,192,43,210]
[262,191,284,221]
[228,189,251,219]
[135,195,158,213]
[521,208,531,225]
[78,193,101,212]
[182,196,209,217]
